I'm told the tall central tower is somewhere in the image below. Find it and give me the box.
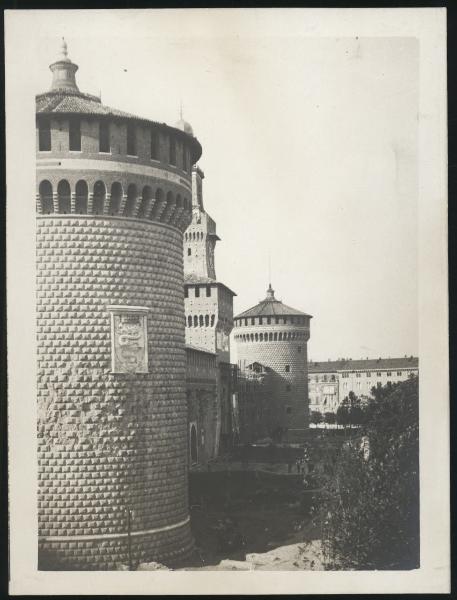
[183,166,235,363]
[183,166,236,455]
[184,166,219,280]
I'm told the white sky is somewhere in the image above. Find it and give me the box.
[28,9,418,362]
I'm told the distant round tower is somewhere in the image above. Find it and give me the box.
[36,40,201,569]
[233,285,312,441]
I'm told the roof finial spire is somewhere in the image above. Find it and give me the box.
[266,283,275,300]
[179,99,183,120]
[60,37,68,60]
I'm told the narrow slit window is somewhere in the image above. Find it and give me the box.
[39,119,51,151]
[69,118,81,151]
[151,130,159,160]
[169,137,176,165]
[127,123,136,155]
[99,121,110,153]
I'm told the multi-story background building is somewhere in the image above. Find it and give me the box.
[233,286,312,442]
[308,356,419,414]
[36,40,200,570]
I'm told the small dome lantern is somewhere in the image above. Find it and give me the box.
[49,37,79,92]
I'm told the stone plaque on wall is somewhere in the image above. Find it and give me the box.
[107,305,149,373]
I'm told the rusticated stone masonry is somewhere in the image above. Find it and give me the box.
[37,216,193,570]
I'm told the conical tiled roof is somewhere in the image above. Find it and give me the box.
[235,285,312,319]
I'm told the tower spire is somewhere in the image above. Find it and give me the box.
[60,37,68,60]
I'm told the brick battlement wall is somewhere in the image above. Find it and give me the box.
[36,115,199,180]
[37,216,193,570]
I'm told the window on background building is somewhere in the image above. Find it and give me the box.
[244,318,248,326]
[39,119,51,151]
[298,346,302,353]
[387,371,392,377]
[169,137,176,165]
[267,317,271,324]
[69,118,81,151]
[366,372,371,377]
[377,372,382,377]
[195,287,200,298]
[323,375,327,382]
[331,374,335,381]
[285,365,290,372]
[377,382,382,387]
[205,315,209,326]
[193,316,198,327]
[206,286,211,297]
[184,287,188,298]
[275,317,279,324]
[187,316,192,327]
[127,123,136,155]
[187,248,191,256]
[99,121,110,152]
[343,382,348,389]
[286,384,291,392]
[259,317,263,325]
[251,318,255,325]
[357,382,361,390]
[210,315,215,326]
[150,129,159,160]
[356,373,361,378]
[199,315,204,326]
[397,371,402,376]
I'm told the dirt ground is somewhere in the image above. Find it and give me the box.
[180,470,323,570]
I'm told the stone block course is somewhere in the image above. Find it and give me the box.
[37,215,192,569]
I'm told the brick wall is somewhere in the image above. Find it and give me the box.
[36,116,197,173]
[37,215,193,569]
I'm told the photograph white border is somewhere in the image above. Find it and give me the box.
[6,7,448,595]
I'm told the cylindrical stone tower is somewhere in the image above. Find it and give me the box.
[36,40,202,570]
[233,284,312,442]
